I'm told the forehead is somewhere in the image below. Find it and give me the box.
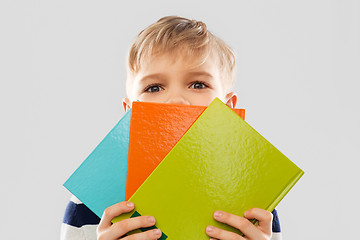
[139,49,220,73]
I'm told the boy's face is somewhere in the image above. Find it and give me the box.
[122,51,237,112]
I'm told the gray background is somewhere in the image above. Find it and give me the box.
[1,0,359,239]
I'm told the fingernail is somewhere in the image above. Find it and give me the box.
[154,229,161,236]
[214,211,222,218]
[206,226,214,232]
[148,216,156,224]
[127,202,134,208]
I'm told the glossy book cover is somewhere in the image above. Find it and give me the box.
[113,98,304,239]
[63,110,131,218]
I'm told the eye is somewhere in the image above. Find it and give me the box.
[189,81,208,89]
[144,84,164,93]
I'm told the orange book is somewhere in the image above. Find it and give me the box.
[125,102,245,200]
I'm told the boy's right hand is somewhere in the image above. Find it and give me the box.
[97,201,162,240]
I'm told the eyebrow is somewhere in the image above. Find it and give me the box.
[139,74,167,84]
[139,71,214,84]
[185,71,214,79]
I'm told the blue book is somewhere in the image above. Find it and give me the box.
[64,110,131,217]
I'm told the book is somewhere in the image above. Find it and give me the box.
[63,110,131,218]
[113,98,304,239]
[125,101,245,200]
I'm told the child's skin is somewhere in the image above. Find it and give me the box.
[97,51,273,240]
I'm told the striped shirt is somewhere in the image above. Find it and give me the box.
[61,195,282,240]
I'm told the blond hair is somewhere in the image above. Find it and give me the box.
[126,16,236,95]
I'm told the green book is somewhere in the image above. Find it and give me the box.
[114,98,303,239]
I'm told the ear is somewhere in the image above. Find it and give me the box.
[224,92,238,108]
[122,97,131,112]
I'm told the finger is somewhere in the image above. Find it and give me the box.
[107,215,156,239]
[244,208,273,236]
[206,225,244,240]
[98,201,135,230]
[122,228,162,240]
[212,211,262,239]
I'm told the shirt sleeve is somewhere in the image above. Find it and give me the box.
[271,209,282,240]
[61,195,100,240]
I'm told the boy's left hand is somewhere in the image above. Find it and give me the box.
[206,208,273,240]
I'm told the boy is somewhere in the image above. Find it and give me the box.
[62,16,282,240]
